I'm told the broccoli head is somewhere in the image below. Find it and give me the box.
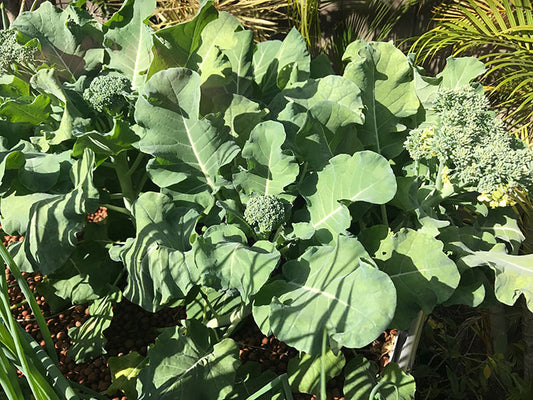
[244,195,286,238]
[0,29,36,74]
[405,86,533,206]
[83,74,131,114]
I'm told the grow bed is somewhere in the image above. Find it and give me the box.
[3,214,396,400]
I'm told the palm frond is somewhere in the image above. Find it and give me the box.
[322,0,423,72]
[288,0,321,51]
[411,0,533,131]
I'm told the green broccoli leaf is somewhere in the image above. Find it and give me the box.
[20,149,99,274]
[147,1,218,77]
[13,2,104,79]
[375,229,461,328]
[136,68,239,191]
[288,349,345,395]
[0,94,50,124]
[193,224,280,300]
[343,41,420,158]
[344,355,416,400]
[136,320,239,400]
[253,28,310,102]
[255,236,396,354]
[104,0,156,89]
[111,192,199,312]
[234,121,299,196]
[106,352,147,400]
[461,246,533,312]
[220,94,267,146]
[301,151,397,244]
[67,291,121,363]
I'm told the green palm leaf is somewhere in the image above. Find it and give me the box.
[411,0,533,130]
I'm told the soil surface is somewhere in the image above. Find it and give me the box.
[2,209,397,399]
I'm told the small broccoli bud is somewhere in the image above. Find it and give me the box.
[83,74,131,114]
[404,126,440,161]
[244,194,286,238]
[0,29,36,74]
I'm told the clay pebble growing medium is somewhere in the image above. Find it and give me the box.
[2,207,396,399]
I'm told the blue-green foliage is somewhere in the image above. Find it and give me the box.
[244,195,286,238]
[405,86,533,202]
[83,74,131,114]
[0,29,35,74]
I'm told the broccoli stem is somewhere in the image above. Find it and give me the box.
[436,160,445,192]
[0,3,8,30]
[101,203,131,216]
[113,151,136,212]
[127,152,145,177]
[380,204,388,226]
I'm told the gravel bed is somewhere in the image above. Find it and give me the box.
[2,209,396,399]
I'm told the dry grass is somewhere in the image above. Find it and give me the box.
[151,0,290,40]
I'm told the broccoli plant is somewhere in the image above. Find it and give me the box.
[244,194,286,239]
[83,73,132,115]
[0,28,37,77]
[405,86,533,207]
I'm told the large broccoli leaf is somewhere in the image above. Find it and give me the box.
[111,192,199,312]
[135,68,239,192]
[254,236,396,354]
[461,246,533,312]
[193,225,280,300]
[137,320,239,400]
[13,2,104,79]
[343,355,416,400]
[104,0,156,89]
[67,291,120,363]
[233,121,299,196]
[17,149,99,274]
[300,151,397,244]
[343,41,420,158]
[287,349,345,395]
[375,229,460,328]
[147,1,218,77]
[253,28,310,101]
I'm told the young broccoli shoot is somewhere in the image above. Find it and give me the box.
[83,74,131,114]
[0,29,36,74]
[405,86,533,207]
[244,194,286,238]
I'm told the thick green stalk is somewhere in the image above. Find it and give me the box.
[369,380,400,400]
[127,152,145,177]
[435,160,445,192]
[113,151,136,212]
[320,329,327,400]
[393,311,426,372]
[101,203,131,216]
[246,373,294,400]
[381,204,389,226]
[0,3,8,29]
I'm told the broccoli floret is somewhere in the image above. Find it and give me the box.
[0,29,36,74]
[83,74,131,114]
[405,86,533,206]
[244,195,286,238]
